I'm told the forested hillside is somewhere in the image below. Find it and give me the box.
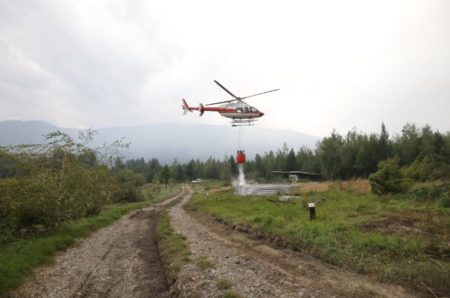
[125,123,449,183]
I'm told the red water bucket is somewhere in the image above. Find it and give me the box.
[236,151,246,164]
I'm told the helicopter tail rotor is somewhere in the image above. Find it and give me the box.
[182,99,193,115]
[181,99,207,116]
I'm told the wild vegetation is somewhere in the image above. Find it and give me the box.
[0,130,148,245]
[189,182,449,296]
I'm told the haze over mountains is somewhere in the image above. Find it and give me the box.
[0,121,318,163]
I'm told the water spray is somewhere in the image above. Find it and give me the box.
[235,150,246,194]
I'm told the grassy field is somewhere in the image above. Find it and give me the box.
[0,183,181,296]
[189,181,449,296]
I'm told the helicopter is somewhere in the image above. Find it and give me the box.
[182,80,280,126]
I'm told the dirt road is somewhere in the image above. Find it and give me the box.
[170,187,420,298]
[10,189,186,298]
[11,186,422,298]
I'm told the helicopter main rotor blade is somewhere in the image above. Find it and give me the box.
[214,80,240,99]
[205,99,239,106]
[240,88,280,100]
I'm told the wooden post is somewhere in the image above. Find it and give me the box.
[308,202,316,220]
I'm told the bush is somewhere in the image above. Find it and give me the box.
[369,158,410,194]
[111,169,146,202]
[409,182,449,201]
[0,130,125,244]
[403,156,434,181]
[0,162,115,244]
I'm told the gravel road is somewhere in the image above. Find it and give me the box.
[10,189,186,298]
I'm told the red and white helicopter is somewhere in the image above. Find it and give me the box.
[182,80,280,127]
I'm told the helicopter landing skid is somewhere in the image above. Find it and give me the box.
[231,119,256,127]
[232,123,255,127]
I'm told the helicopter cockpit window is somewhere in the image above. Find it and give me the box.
[250,107,256,112]
[236,107,243,113]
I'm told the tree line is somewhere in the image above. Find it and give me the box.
[125,123,449,184]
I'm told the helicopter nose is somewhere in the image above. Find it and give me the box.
[260,112,264,116]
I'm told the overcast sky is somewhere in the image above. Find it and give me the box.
[1,0,449,137]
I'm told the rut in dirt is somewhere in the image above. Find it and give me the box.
[10,207,174,298]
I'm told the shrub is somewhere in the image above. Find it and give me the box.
[409,182,449,201]
[111,169,146,202]
[0,130,125,244]
[0,162,115,244]
[369,158,410,194]
[403,156,434,181]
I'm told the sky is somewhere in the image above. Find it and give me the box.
[1,0,449,137]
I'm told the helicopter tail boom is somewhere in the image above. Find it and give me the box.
[182,99,238,117]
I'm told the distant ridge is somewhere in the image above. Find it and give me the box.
[0,121,318,163]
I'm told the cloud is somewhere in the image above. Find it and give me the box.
[0,0,183,127]
[0,0,449,135]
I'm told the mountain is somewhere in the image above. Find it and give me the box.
[0,120,77,145]
[0,121,318,163]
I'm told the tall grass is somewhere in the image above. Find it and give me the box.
[292,179,371,194]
